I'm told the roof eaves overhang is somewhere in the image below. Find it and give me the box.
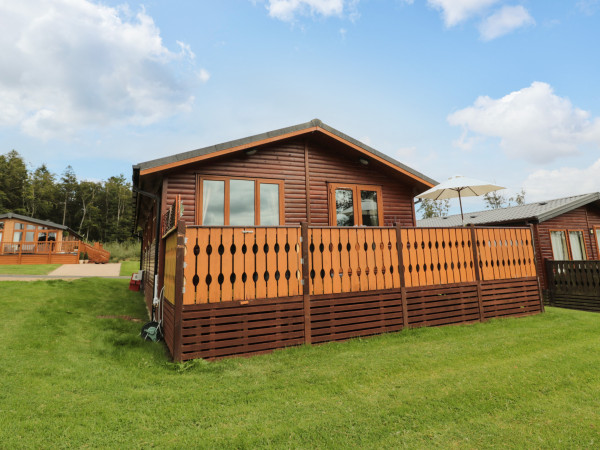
[536,192,600,223]
[134,119,437,190]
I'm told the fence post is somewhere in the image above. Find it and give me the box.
[545,259,555,307]
[470,226,485,322]
[173,219,186,362]
[394,223,409,329]
[530,224,546,313]
[300,222,312,345]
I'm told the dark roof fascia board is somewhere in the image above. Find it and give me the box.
[133,119,438,187]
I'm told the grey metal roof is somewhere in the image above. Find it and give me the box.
[133,119,438,187]
[0,213,83,240]
[417,193,600,227]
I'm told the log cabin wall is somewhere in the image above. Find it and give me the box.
[160,134,418,228]
[535,204,600,290]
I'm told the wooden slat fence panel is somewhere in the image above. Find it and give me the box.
[182,227,302,304]
[475,228,537,281]
[546,260,600,312]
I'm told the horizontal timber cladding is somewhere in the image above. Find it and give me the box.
[180,296,305,360]
[162,297,175,354]
[162,134,419,228]
[173,280,542,361]
[546,260,600,312]
[481,278,542,318]
[0,253,79,265]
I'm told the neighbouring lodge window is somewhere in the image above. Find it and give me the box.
[13,222,24,242]
[198,176,284,226]
[329,183,383,226]
[550,229,586,260]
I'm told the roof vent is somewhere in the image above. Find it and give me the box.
[442,217,448,220]
[470,215,477,219]
[538,202,547,206]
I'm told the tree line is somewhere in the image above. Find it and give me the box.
[0,150,134,242]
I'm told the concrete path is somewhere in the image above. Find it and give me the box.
[48,263,122,277]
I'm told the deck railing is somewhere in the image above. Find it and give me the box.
[162,223,538,305]
[0,240,80,255]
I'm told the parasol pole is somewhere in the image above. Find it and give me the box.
[458,189,464,225]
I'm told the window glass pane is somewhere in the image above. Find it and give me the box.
[15,223,24,230]
[202,180,225,225]
[26,224,35,230]
[336,189,354,226]
[550,231,568,260]
[25,231,35,242]
[38,232,47,241]
[260,183,279,226]
[0,222,4,230]
[230,180,255,226]
[0,232,3,243]
[13,231,23,242]
[361,190,379,226]
[48,232,57,241]
[568,231,586,260]
[596,229,600,254]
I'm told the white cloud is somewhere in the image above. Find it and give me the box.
[478,5,534,40]
[265,0,354,22]
[522,159,600,201]
[0,0,203,140]
[448,82,600,163]
[427,0,500,26]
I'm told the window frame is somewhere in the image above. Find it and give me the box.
[196,175,285,226]
[549,228,587,260]
[328,183,384,227]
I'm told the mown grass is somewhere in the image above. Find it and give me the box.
[119,260,140,277]
[0,264,61,275]
[1,279,599,448]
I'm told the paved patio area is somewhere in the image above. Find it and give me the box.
[48,263,122,277]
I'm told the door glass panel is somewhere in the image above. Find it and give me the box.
[361,190,379,226]
[230,180,255,225]
[260,183,279,226]
[13,231,23,242]
[48,232,57,241]
[202,180,225,225]
[550,231,568,260]
[25,231,35,242]
[335,189,354,226]
[568,231,586,260]
[596,229,600,255]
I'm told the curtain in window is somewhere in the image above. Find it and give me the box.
[550,231,568,260]
[568,231,586,260]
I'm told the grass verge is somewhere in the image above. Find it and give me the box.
[0,264,61,275]
[1,279,599,448]
[119,260,140,277]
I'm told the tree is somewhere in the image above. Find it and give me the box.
[418,198,450,219]
[0,150,29,214]
[484,189,526,210]
[23,164,58,220]
[59,166,78,226]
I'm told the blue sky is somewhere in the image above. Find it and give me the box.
[1,0,600,216]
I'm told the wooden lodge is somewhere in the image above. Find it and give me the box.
[132,119,544,361]
[0,213,110,265]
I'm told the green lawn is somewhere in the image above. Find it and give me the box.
[0,264,61,275]
[1,279,599,448]
[119,259,140,277]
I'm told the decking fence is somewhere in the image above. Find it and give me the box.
[546,260,600,312]
[161,221,543,361]
[0,240,81,265]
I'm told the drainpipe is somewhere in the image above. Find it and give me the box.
[132,185,161,321]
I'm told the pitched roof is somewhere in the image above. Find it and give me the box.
[417,193,600,227]
[133,119,437,189]
[0,212,83,240]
